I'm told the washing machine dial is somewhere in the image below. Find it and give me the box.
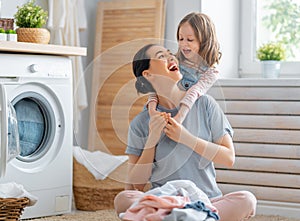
[29,64,39,73]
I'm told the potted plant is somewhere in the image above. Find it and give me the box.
[14,0,50,44]
[6,29,18,42]
[256,41,286,78]
[0,28,6,41]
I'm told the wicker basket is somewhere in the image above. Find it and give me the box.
[73,158,127,211]
[0,18,14,31]
[0,197,29,220]
[16,28,50,44]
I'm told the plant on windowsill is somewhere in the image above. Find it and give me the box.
[14,0,50,44]
[256,41,286,78]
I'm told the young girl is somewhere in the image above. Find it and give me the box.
[148,12,221,123]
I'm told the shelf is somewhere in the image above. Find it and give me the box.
[0,41,86,56]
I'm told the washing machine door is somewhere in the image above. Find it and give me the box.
[0,84,20,177]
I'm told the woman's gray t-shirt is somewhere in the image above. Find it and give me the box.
[126,94,233,199]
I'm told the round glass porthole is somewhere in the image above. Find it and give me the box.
[12,92,56,162]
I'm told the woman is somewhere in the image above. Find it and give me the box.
[115,44,256,221]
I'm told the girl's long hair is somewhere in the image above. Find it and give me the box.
[176,12,222,67]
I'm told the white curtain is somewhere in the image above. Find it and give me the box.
[47,0,88,136]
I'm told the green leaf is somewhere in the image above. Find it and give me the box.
[262,0,300,60]
[5,29,16,34]
[257,41,286,61]
[14,0,48,28]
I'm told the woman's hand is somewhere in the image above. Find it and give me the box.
[146,112,169,148]
[164,116,186,143]
[127,112,170,190]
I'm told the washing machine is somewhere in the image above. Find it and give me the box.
[0,53,73,219]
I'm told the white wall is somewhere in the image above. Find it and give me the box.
[201,0,240,78]
[2,0,240,148]
[1,0,47,18]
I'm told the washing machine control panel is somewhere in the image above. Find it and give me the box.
[0,54,72,78]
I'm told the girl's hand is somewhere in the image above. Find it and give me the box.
[149,107,160,118]
[148,100,159,117]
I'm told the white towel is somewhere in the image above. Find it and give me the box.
[47,0,88,135]
[73,146,128,180]
[0,182,38,206]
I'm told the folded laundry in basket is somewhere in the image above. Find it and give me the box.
[73,146,128,180]
[0,182,38,206]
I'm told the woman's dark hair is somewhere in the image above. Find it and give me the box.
[132,44,156,94]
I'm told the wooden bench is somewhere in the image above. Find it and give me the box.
[208,79,300,218]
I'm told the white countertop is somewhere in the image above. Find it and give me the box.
[0,41,86,56]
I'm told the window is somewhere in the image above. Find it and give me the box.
[239,0,300,77]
